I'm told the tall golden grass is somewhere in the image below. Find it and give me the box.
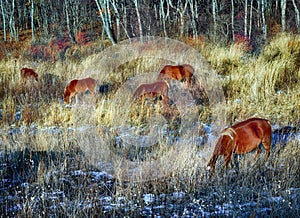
[0,33,299,216]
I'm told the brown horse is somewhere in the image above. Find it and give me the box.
[207,118,272,175]
[21,68,38,82]
[132,81,169,101]
[63,77,97,104]
[157,64,194,85]
[133,91,179,122]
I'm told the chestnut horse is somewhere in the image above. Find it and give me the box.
[21,68,38,82]
[207,118,272,175]
[132,81,169,101]
[157,64,194,85]
[63,77,97,104]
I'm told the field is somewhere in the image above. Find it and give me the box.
[0,33,299,217]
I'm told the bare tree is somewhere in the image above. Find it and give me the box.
[244,0,248,36]
[31,0,35,42]
[95,0,116,45]
[133,0,143,38]
[0,0,6,41]
[231,0,234,41]
[65,0,74,43]
[261,0,267,39]
[160,0,169,37]
[248,0,253,38]
[188,0,198,38]
[281,0,287,31]
[40,0,48,36]
[292,0,300,33]
[212,0,217,40]
[8,0,18,41]
[110,0,120,41]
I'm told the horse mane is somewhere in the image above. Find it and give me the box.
[220,127,237,140]
[162,79,170,89]
[63,80,77,100]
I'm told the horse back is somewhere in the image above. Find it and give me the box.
[181,64,194,74]
[21,68,38,81]
[232,118,272,153]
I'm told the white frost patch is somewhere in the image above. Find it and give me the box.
[73,170,85,176]
[88,171,113,180]
[21,182,29,188]
[287,187,300,199]
[143,193,155,204]
[238,201,257,208]
[172,192,186,199]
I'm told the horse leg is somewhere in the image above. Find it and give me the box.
[224,153,232,170]
[68,92,75,104]
[262,136,271,161]
[207,155,218,176]
[254,147,261,159]
[75,93,79,104]
[231,153,239,171]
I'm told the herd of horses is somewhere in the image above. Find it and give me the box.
[19,65,290,176]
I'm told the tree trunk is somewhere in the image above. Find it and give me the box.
[231,0,235,41]
[249,0,253,38]
[189,0,198,38]
[133,0,143,39]
[261,0,267,39]
[9,0,18,42]
[160,0,168,37]
[0,0,6,42]
[64,0,75,44]
[292,0,300,33]
[110,0,120,41]
[31,0,35,42]
[212,0,217,40]
[95,0,116,45]
[244,0,248,37]
[40,0,49,36]
[281,0,287,32]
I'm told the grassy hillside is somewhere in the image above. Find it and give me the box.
[0,33,299,216]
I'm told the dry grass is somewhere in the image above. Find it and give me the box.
[0,33,299,216]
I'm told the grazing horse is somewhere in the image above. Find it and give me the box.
[207,118,272,175]
[21,68,38,82]
[157,64,194,85]
[63,77,97,104]
[132,81,169,101]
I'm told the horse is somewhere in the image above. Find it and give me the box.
[207,118,272,175]
[131,81,182,122]
[157,64,194,85]
[21,68,38,82]
[63,77,97,104]
[132,81,169,102]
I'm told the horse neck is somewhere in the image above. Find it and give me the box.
[64,86,72,97]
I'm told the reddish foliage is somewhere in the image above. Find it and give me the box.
[184,35,206,48]
[49,35,71,50]
[234,33,252,51]
[30,44,50,60]
[76,32,90,45]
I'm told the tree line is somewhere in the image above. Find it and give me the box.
[0,0,299,47]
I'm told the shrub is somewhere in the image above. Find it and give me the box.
[260,33,300,91]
